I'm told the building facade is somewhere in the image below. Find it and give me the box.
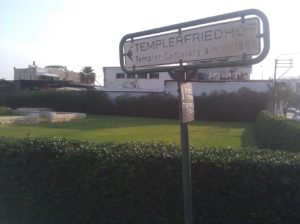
[42,65,81,83]
[14,62,81,83]
[102,66,271,99]
[103,67,170,91]
[103,65,251,91]
[14,66,41,81]
[165,80,271,96]
[192,65,252,81]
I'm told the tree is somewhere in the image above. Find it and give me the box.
[80,66,96,84]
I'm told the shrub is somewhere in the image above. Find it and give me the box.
[1,90,114,114]
[254,111,300,152]
[113,93,178,118]
[1,88,267,121]
[0,137,299,224]
[194,88,268,122]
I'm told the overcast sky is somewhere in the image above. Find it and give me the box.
[1,0,300,83]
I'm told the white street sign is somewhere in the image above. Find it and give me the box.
[180,82,194,123]
[123,18,260,70]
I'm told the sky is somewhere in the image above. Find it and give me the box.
[1,0,300,84]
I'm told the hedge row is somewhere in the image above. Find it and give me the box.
[0,90,114,115]
[0,88,268,121]
[0,137,299,224]
[195,88,268,121]
[113,93,178,118]
[254,111,300,152]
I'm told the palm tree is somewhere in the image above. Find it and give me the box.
[80,66,96,84]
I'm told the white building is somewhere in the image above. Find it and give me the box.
[192,65,252,81]
[102,66,271,98]
[103,67,170,91]
[14,62,80,83]
[165,80,271,96]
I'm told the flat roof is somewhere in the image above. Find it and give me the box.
[36,72,59,77]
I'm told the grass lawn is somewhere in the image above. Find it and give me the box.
[0,115,256,148]
[0,106,11,116]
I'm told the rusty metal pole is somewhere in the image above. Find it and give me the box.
[170,70,194,224]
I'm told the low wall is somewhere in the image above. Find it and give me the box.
[12,108,53,116]
[0,115,39,126]
[47,112,86,123]
[4,108,86,125]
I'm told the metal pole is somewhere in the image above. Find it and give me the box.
[273,59,277,114]
[273,59,278,115]
[177,79,193,224]
[273,58,293,115]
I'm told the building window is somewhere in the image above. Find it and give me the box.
[127,73,135,79]
[196,72,207,81]
[137,73,147,79]
[149,73,159,79]
[116,73,125,79]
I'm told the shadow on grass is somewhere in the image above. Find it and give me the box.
[36,115,179,131]
[241,124,256,147]
[192,120,257,147]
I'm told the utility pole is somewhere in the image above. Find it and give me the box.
[273,58,293,114]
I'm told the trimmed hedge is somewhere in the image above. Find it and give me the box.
[0,88,267,122]
[254,111,300,152]
[194,88,268,122]
[0,137,299,224]
[0,90,114,114]
[114,93,178,118]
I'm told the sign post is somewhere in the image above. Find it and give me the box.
[119,9,270,224]
[169,70,195,224]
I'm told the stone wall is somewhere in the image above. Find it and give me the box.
[2,108,86,126]
[46,112,86,123]
[0,115,39,127]
[12,108,53,116]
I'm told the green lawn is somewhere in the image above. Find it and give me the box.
[0,115,255,148]
[0,106,11,116]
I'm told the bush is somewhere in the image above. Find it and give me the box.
[1,90,114,114]
[0,137,299,224]
[113,93,178,118]
[1,88,267,121]
[194,88,268,122]
[254,111,300,152]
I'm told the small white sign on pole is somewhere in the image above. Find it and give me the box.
[180,82,194,123]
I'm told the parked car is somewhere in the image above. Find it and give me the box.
[294,110,300,120]
[287,107,298,113]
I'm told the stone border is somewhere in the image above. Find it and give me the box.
[1,108,86,126]
[0,115,39,126]
[46,112,86,123]
[12,108,53,116]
